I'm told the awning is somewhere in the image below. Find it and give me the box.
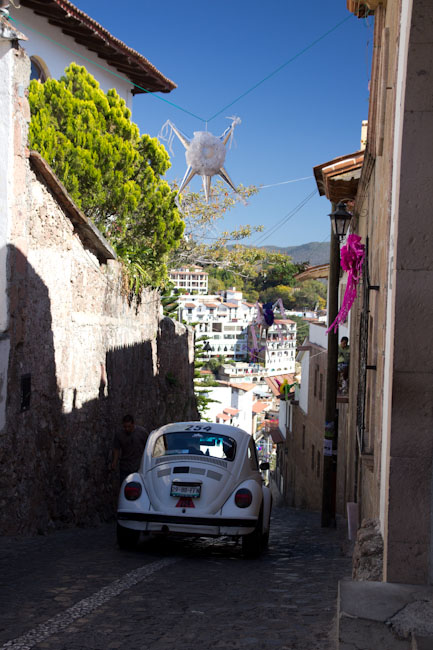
[269,428,285,444]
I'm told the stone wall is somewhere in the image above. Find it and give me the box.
[0,39,198,535]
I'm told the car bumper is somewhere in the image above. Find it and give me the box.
[117,511,258,536]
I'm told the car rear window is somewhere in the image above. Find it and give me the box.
[152,431,236,461]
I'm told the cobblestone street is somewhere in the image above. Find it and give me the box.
[0,506,351,650]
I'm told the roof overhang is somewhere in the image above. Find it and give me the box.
[19,0,176,93]
[313,151,364,204]
[296,263,329,281]
[347,0,384,17]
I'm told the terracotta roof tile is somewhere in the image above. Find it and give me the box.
[229,382,255,392]
[264,374,295,397]
[20,0,176,93]
[252,401,270,414]
[223,407,239,415]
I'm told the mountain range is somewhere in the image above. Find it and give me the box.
[260,242,330,266]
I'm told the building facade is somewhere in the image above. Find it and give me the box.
[178,290,255,360]
[169,266,209,294]
[248,319,297,375]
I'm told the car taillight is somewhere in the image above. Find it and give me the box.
[235,488,252,508]
[124,482,142,501]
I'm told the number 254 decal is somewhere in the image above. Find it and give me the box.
[185,424,212,432]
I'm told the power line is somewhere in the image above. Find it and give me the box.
[251,190,317,246]
[9,13,353,125]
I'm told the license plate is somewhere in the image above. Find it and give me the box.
[170,482,201,498]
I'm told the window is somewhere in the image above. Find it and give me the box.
[311,444,315,471]
[30,56,49,82]
[153,431,236,461]
[319,373,323,401]
[314,365,319,396]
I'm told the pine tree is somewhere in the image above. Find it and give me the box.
[29,63,184,289]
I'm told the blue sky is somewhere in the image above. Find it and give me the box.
[74,0,372,248]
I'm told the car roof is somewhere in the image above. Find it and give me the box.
[149,421,251,442]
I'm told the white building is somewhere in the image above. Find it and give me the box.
[248,319,297,375]
[9,0,175,110]
[178,290,256,360]
[215,382,254,435]
[169,267,208,295]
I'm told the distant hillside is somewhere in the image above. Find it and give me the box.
[262,242,329,266]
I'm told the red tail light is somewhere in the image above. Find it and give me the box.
[124,482,142,501]
[235,488,252,508]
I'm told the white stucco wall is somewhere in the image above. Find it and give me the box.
[0,39,15,430]
[309,322,328,349]
[9,6,133,109]
[236,389,253,434]
[201,386,232,423]
[0,40,13,333]
[298,351,310,414]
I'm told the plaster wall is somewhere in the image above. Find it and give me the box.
[280,341,326,511]
[9,6,133,109]
[201,386,232,422]
[298,350,310,414]
[0,41,13,333]
[0,40,15,431]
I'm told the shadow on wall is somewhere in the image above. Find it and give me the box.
[0,247,198,535]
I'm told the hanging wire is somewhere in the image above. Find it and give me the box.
[9,13,354,125]
[251,190,317,246]
[205,14,353,122]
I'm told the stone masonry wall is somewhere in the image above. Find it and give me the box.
[0,42,198,535]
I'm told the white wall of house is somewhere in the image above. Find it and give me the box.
[231,387,253,434]
[309,322,327,348]
[201,386,232,422]
[0,35,15,431]
[278,400,292,439]
[296,349,310,414]
[9,6,133,109]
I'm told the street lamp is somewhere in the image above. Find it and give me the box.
[321,200,353,527]
[329,201,353,242]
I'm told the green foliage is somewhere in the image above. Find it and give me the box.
[29,63,184,289]
[259,284,296,308]
[170,181,262,275]
[160,283,179,318]
[261,256,301,289]
[193,334,216,419]
[292,279,327,310]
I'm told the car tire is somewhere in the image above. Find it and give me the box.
[242,509,264,558]
[116,523,140,550]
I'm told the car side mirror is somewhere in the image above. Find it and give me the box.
[259,462,270,471]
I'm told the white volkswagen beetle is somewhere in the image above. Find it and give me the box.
[117,421,272,557]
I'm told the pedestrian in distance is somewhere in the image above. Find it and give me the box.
[111,414,149,484]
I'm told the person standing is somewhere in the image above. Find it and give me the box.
[112,414,148,484]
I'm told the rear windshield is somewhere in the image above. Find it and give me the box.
[152,431,236,461]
